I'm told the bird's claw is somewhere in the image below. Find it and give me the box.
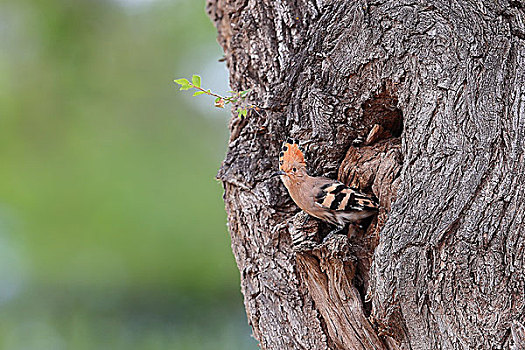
[322,226,344,243]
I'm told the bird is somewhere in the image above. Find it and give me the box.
[272,138,379,241]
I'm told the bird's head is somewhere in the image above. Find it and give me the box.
[272,138,307,180]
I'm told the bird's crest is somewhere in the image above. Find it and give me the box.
[279,138,306,171]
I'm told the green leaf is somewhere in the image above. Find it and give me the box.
[179,85,192,91]
[192,75,201,88]
[174,78,190,86]
[238,108,248,118]
[193,91,206,96]
[215,97,221,102]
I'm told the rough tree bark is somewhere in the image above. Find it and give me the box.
[206,1,525,349]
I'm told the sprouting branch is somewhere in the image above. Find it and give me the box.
[174,75,256,118]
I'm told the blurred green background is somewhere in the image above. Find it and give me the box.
[0,0,257,349]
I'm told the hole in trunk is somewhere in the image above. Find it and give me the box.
[361,81,404,139]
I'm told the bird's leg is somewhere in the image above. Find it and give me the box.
[322,224,345,243]
[301,213,311,226]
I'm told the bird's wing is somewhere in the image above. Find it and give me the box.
[314,181,378,212]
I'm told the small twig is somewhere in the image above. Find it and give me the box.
[174,74,256,118]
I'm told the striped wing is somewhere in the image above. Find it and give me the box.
[314,182,378,212]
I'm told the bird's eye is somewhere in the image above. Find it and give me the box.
[292,167,297,172]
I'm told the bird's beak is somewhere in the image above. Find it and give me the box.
[272,170,286,177]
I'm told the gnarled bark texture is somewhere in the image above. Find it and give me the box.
[206,0,525,349]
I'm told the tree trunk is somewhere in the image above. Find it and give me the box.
[206,1,525,349]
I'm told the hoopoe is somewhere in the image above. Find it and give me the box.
[273,138,379,241]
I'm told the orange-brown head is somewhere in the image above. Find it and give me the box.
[273,138,307,180]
